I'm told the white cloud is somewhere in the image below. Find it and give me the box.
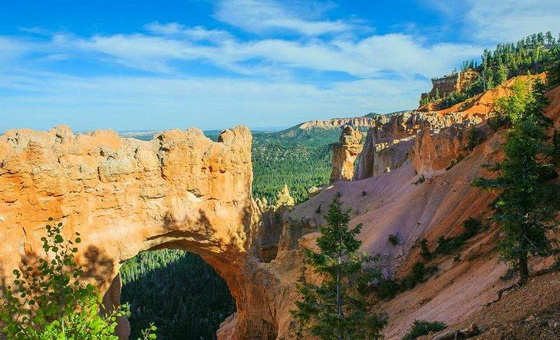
[465,0,560,42]
[145,22,234,43]
[0,71,428,132]
[47,30,481,79]
[425,0,560,43]
[214,0,351,35]
[72,33,215,73]
[0,37,32,62]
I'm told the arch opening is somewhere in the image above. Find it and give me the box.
[119,248,236,339]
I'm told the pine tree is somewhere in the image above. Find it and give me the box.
[474,80,559,285]
[291,194,386,340]
[496,62,509,85]
[547,49,560,88]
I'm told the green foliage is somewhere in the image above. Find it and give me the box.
[374,279,401,300]
[120,250,235,340]
[547,47,560,87]
[495,78,534,122]
[0,221,155,340]
[400,262,438,291]
[418,239,432,260]
[552,129,560,166]
[445,154,465,171]
[292,194,387,339]
[375,262,438,300]
[412,174,425,185]
[475,32,559,87]
[402,320,447,340]
[438,91,469,110]
[433,218,482,256]
[473,79,559,284]
[388,234,400,246]
[487,78,534,132]
[466,126,484,151]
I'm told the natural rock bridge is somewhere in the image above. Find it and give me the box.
[0,126,289,340]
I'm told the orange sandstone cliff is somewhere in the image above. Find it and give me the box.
[0,126,279,339]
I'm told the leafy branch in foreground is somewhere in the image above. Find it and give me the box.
[0,221,156,339]
[291,194,386,340]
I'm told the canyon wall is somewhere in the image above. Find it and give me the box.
[352,76,538,181]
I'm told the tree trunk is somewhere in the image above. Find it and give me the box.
[518,252,529,285]
[336,267,343,340]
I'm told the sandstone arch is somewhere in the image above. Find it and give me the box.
[0,126,277,339]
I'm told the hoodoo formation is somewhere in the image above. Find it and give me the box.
[330,125,363,182]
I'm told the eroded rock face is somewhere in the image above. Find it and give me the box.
[354,110,485,180]
[330,125,363,182]
[0,126,276,340]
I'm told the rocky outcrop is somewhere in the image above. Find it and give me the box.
[420,69,480,103]
[0,126,277,340]
[299,116,375,130]
[354,107,490,180]
[354,76,541,180]
[330,125,363,182]
[411,125,477,176]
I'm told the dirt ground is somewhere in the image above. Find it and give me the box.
[438,270,560,340]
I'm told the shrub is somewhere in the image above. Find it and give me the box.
[434,235,465,255]
[462,217,482,238]
[418,239,432,260]
[438,91,469,110]
[466,126,484,151]
[375,279,400,300]
[445,154,465,170]
[413,174,425,185]
[376,262,438,300]
[388,234,400,246]
[400,262,438,291]
[433,218,482,256]
[487,115,511,131]
[402,320,447,340]
[0,221,156,340]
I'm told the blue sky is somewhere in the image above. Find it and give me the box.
[1,0,559,132]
